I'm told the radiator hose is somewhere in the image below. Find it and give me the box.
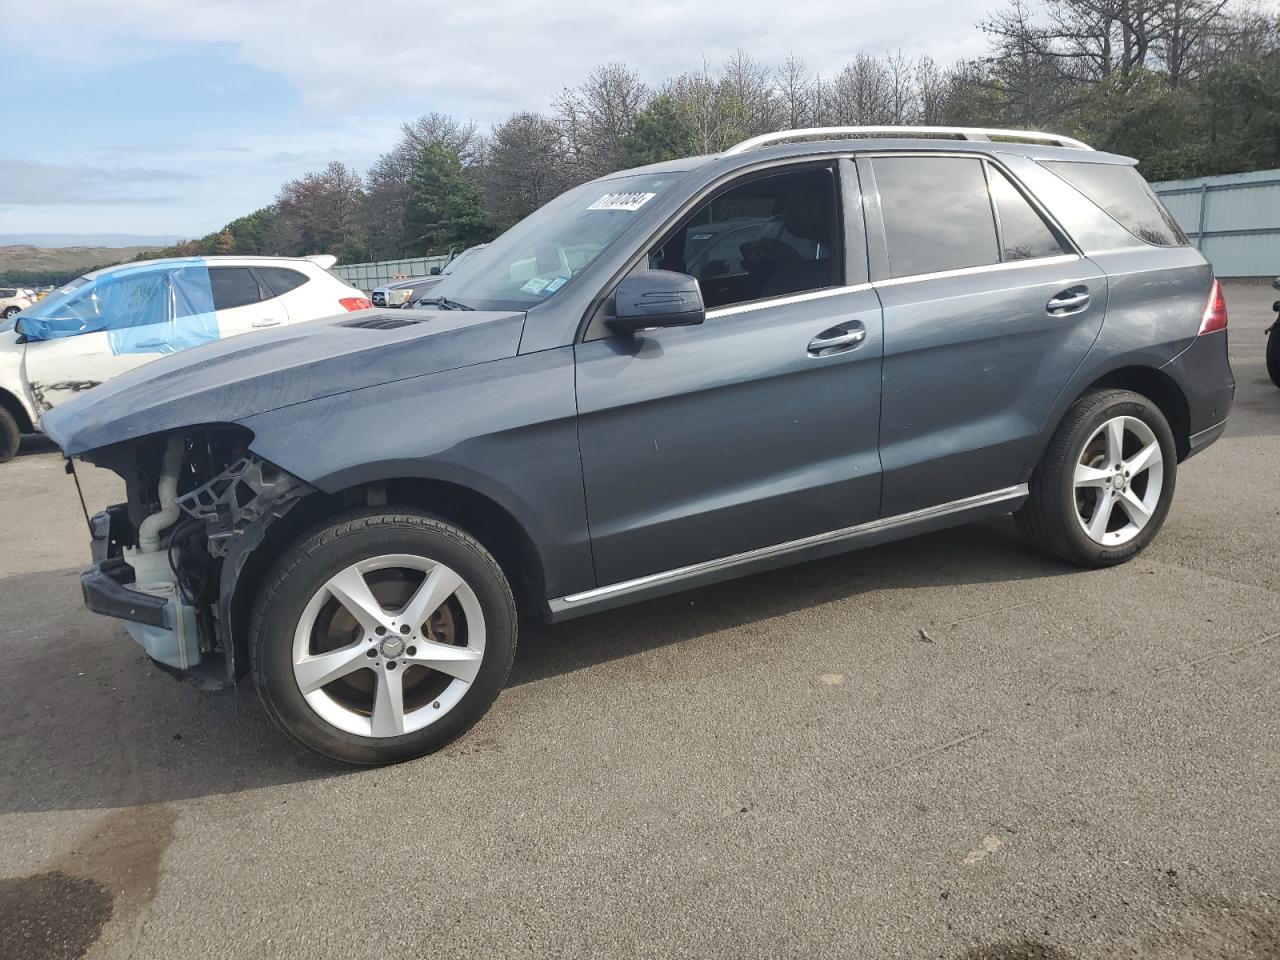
[138,434,184,553]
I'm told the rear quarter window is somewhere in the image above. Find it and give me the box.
[1042,160,1187,247]
[209,267,265,310]
[257,267,310,296]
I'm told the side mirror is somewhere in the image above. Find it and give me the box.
[430,266,441,276]
[607,270,705,336]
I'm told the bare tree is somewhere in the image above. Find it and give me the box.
[400,113,481,166]
[775,54,817,128]
[886,50,918,123]
[915,56,950,124]
[824,54,895,124]
[556,63,648,179]
[483,112,569,229]
[665,63,736,153]
[275,161,365,257]
[719,49,781,137]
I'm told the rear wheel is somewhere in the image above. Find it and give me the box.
[250,510,516,765]
[0,406,20,463]
[1,307,18,320]
[1017,389,1177,567]
[1267,324,1280,388]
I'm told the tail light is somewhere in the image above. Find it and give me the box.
[339,297,372,312]
[1198,280,1227,335]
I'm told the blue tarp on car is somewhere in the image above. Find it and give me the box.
[17,259,220,355]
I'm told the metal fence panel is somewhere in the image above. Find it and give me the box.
[1151,168,1280,277]
[331,255,449,292]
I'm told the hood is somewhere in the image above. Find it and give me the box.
[43,308,525,456]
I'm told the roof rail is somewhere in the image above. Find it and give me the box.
[723,126,1093,155]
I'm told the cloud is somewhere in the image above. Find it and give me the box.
[0,158,196,206]
[7,0,991,122]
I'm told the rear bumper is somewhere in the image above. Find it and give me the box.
[1187,419,1228,458]
[1162,329,1234,460]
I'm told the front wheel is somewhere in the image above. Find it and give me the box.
[0,406,19,463]
[1017,389,1177,567]
[250,510,517,765]
[1,307,18,320]
[1267,323,1280,388]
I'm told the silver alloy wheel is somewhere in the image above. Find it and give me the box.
[291,554,485,738]
[1073,415,1164,546]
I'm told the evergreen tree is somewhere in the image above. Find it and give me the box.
[403,144,494,256]
[621,96,695,166]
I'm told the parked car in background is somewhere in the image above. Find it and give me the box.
[1268,276,1280,387]
[407,244,487,307]
[0,287,33,319]
[0,254,370,461]
[45,126,1233,765]
[370,276,427,308]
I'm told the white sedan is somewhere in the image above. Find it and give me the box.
[0,255,371,461]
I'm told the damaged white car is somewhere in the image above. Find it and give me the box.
[0,255,370,461]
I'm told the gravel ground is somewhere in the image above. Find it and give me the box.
[0,281,1276,960]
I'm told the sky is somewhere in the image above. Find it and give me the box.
[0,0,991,243]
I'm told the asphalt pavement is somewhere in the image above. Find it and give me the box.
[1,281,1277,960]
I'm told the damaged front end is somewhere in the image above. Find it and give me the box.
[81,427,313,686]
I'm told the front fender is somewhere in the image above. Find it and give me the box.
[237,347,595,599]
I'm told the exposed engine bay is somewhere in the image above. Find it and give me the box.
[83,428,314,684]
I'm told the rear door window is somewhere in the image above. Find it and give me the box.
[987,166,1067,261]
[257,267,310,296]
[873,157,999,278]
[209,267,265,310]
[1042,160,1187,246]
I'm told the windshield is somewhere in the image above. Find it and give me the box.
[430,174,678,311]
[18,276,91,322]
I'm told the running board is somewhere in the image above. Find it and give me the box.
[546,484,1029,621]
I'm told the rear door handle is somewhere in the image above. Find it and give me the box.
[251,318,282,328]
[808,325,866,356]
[1047,287,1090,315]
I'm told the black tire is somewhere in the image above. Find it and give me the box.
[0,406,20,463]
[249,510,516,765]
[1017,389,1177,568]
[1,307,17,320]
[1267,324,1280,388]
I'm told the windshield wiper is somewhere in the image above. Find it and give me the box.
[416,296,473,311]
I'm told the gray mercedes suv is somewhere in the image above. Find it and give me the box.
[44,126,1234,765]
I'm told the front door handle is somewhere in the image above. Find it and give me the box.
[251,318,282,328]
[808,325,866,356]
[1047,287,1090,315]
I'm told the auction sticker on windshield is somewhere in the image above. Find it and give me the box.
[587,192,656,212]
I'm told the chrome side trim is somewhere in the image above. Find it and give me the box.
[556,484,1029,607]
[706,283,874,320]
[873,254,1080,289]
